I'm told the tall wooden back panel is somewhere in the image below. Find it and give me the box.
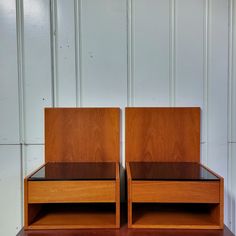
[126,107,200,162]
[45,108,120,162]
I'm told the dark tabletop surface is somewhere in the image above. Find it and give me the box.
[29,162,116,181]
[129,162,219,181]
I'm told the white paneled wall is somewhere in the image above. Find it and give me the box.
[56,0,77,107]
[0,0,19,144]
[0,0,236,235]
[0,146,22,236]
[23,0,52,143]
[81,0,127,107]
[132,0,170,106]
[229,0,236,233]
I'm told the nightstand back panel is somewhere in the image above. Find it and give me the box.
[125,107,200,162]
[45,108,120,162]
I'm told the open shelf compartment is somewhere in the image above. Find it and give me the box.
[132,203,221,229]
[27,203,117,229]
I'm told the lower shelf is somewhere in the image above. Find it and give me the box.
[132,203,220,229]
[27,203,117,229]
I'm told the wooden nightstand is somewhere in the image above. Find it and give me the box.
[24,108,120,229]
[125,107,224,229]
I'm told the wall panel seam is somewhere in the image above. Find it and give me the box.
[16,0,25,228]
[169,0,176,107]
[227,0,234,231]
[228,0,233,144]
[16,0,25,145]
[74,0,82,107]
[203,0,210,166]
[50,0,58,107]
[0,144,22,146]
[127,0,134,107]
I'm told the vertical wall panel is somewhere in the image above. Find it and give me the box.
[133,0,170,106]
[232,0,236,143]
[24,145,44,176]
[81,0,127,107]
[0,146,21,236]
[228,0,236,232]
[175,0,204,107]
[231,1,236,232]
[175,0,206,145]
[207,0,228,171]
[0,0,20,144]
[231,144,236,233]
[57,0,77,107]
[228,143,236,233]
[207,0,229,225]
[23,0,52,143]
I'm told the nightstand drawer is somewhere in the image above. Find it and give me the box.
[28,181,116,203]
[132,181,220,203]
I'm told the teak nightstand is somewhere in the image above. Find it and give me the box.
[24,108,120,229]
[126,107,224,229]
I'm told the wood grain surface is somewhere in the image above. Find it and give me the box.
[18,208,234,236]
[45,108,120,162]
[132,203,221,229]
[26,203,117,230]
[125,107,200,162]
[131,181,220,203]
[27,181,116,203]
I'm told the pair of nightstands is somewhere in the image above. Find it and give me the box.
[24,107,223,230]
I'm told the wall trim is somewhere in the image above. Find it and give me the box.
[50,0,58,107]
[127,0,134,107]
[227,0,234,231]
[202,0,210,166]
[16,0,25,145]
[169,0,176,107]
[74,0,83,107]
[16,0,25,228]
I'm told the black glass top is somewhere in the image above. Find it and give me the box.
[29,162,116,181]
[129,162,219,181]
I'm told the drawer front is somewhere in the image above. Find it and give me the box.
[28,181,116,203]
[132,181,219,203]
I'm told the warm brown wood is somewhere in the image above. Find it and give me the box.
[220,179,224,228]
[18,204,234,235]
[17,225,235,236]
[126,162,132,181]
[116,162,120,180]
[116,163,120,228]
[125,107,200,162]
[28,181,116,203]
[208,179,224,228]
[24,179,28,229]
[26,204,116,229]
[132,181,220,203]
[25,179,43,230]
[125,107,223,229]
[17,204,234,236]
[17,224,235,236]
[201,164,224,228]
[132,203,221,229]
[126,162,132,228]
[45,108,120,162]
[25,108,121,229]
